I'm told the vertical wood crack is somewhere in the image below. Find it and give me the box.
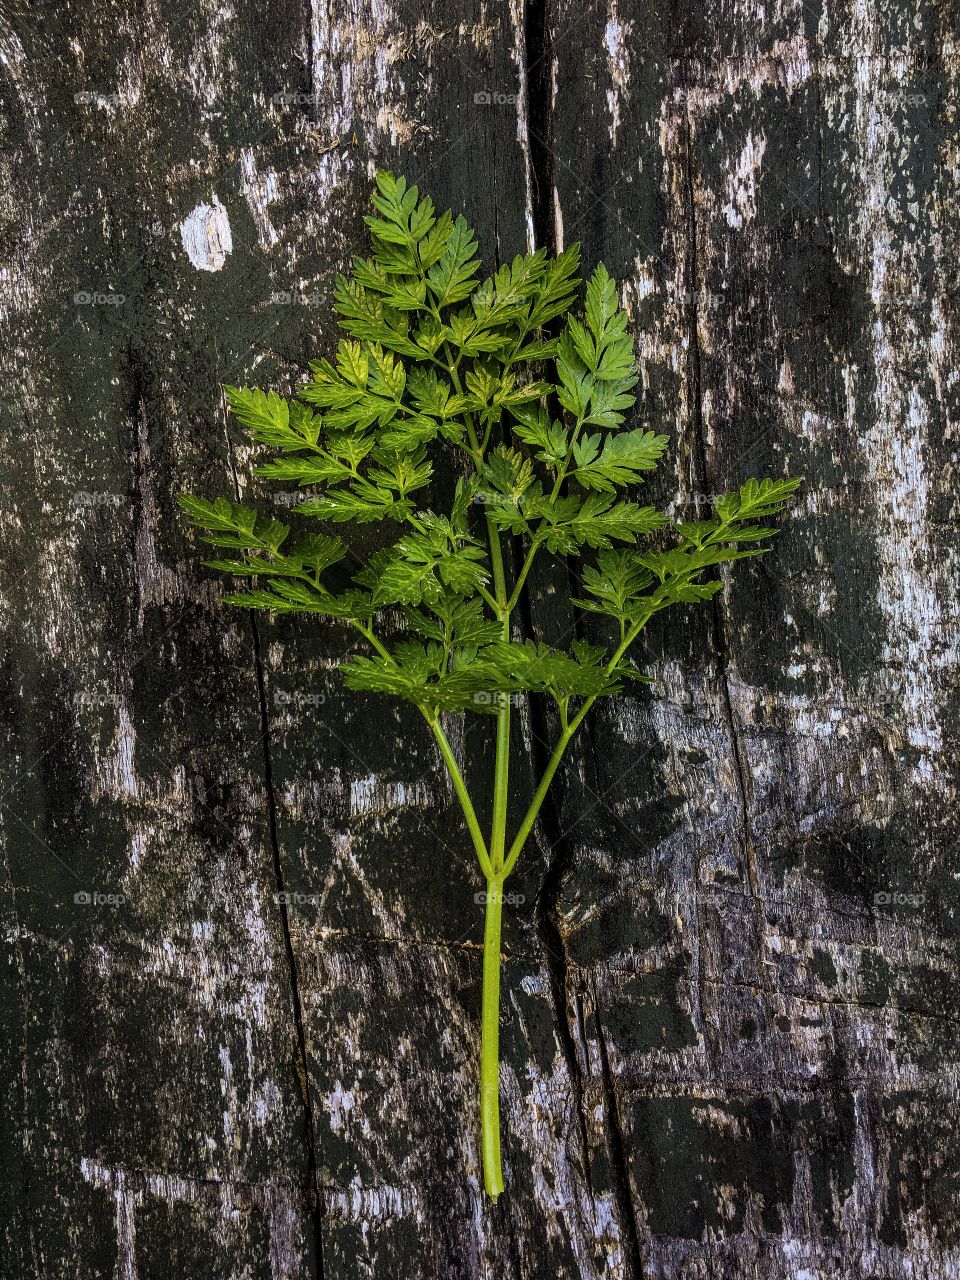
[517,5,645,1275]
[680,106,770,997]
[221,395,327,1280]
[250,621,327,1279]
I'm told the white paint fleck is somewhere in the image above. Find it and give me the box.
[348,772,432,816]
[722,132,766,228]
[680,34,813,112]
[323,1079,356,1133]
[180,197,233,271]
[94,699,139,803]
[114,1174,138,1280]
[325,1178,422,1222]
[81,1160,302,1279]
[127,827,151,873]
[240,149,279,248]
[846,31,959,786]
[603,14,631,145]
[509,0,537,252]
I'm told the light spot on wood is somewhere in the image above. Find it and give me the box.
[349,772,433,816]
[325,1180,423,1222]
[240,149,280,248]
[180,197,233,271]
[323,1078,356,1132]
[722,133,766,228]
[603,12,631,146]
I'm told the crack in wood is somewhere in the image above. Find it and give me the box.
[679,101,773,1015]
[594,975,647,1280]
[516,4,646,1275]
[221,393,326,1280]
[250,617,327,1279]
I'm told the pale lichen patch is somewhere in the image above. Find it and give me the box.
[179,197,233,272]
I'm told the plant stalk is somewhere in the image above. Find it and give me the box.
[480,875,505,1200]
[482,504,511,1197]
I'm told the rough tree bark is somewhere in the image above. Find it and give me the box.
[0,1,957,1278]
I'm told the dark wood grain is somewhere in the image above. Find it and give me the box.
[1,0,957,1277]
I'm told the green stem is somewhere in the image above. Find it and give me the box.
[443,354,514,1193]
[355,621,494,882]
[353,622,394,665]
[482,452,511,872]
[480,875,505,1200]
[480,503,511,1196]
[500,721,577,879]
[500,618,647,879]
[503,413,587,616]
[477,582,504,617]
[430,717,494,881]
[504,538,542,615]
[489,555,510,876]
[490,689,510,875]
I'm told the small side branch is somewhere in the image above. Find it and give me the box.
[429,716,494,881]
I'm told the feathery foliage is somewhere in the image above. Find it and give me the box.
[179,172,799,1201]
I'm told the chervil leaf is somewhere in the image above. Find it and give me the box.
[571,478,800,628]
[179,495,289,553]
[342,639,509,715]
[403,596,503,650]
[479,445,535,506]
[294,484,411,523]
[573,550,656,621]
[472,251,548,328]
[531,493,667,552]
[367,446,432,496]
[447,307,513,357]
[364,515,489,607]
[511,405,570,467]
[571,429,670,492]
[382,277,428,311]
[482,639,626,702]
[365,171,437,251]
[223,386,325,452]
[202,530,345,580]
[555,327,593,419]
[224,583,373,620]
[255,454,354,485]
[715,476,803,523]
[332,276,424,358]
[528,244,581,328]
[427,215,481,306]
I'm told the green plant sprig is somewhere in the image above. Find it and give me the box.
[178,171,800,1202]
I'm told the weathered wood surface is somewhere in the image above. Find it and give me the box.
[1,1,957,1277]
